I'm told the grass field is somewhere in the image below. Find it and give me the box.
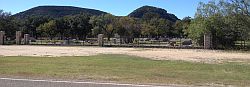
[0,54,250,86]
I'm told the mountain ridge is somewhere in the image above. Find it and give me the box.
[13,5,108,19]
[13,5,179,22]
[128,5,179,22]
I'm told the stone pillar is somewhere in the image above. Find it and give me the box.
[24,34,30,45]
[16,31,22,45]
[204,33,212,49]
[98,34,104,47]
[0,31,5,45]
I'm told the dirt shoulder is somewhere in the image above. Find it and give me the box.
[0,45,249,63]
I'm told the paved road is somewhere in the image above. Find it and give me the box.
[0,78,181,87]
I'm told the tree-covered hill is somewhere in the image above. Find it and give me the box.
[128,5,179,22]
[13,6,108,19]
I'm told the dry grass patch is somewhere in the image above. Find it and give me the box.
[0,54,250,86]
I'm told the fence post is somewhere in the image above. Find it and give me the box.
[204,33,212,49]
[98,34,104,47]
[16,31,22,45]
[24,34,30,45]
[0,31,5,45]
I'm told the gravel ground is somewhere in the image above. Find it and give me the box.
[0,45,249,63]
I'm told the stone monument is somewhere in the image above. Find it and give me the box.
[98,34,104,47]
[204,33,212,49]
[24,34,30,45]
[114,33,120,44]
[16,31,22,45]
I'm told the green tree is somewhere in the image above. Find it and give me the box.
[37,20,57,40]
[19,16,51,38]
[188,0,250,49]
[64,14,92,40]
[116,17,141,43]
[187,16,207,46]
[55,17,70,39]
[89,14,117,41]
[141,21,156,37]
[0,10,17,38]
[174,17,192,38]
[141,18,173,38]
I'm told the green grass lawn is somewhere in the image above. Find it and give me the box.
[0,54,250,86]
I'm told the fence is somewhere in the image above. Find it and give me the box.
[1,31,249,50]
[29,38,98,46]
[26,37,202,49]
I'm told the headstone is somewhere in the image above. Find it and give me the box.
[114,33,120,44]
[0,31,5,45]
[24,34,30,45]
[204,33,212,49]
[16,31,22,45]
[98,34,104,47]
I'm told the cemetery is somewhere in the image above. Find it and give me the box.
[0,31,214,49]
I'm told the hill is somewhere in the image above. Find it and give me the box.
[13,6,108,19]
[128,6,179,22]
[13,5,179,22]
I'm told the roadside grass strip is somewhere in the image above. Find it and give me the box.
[0,54,250,86]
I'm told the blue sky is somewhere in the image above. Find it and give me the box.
[0,0,209,19]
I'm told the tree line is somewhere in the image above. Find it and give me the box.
[187,0,250,49]
[0,11,187,41]
[0,0,250,49]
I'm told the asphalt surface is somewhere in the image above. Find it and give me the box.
[0,78,176,87]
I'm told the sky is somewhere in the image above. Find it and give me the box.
[0,0,209,19]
